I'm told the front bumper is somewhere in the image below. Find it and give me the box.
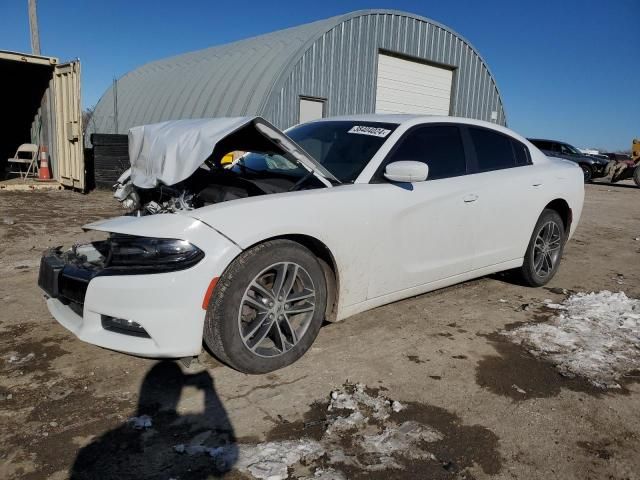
[39,222,241,358]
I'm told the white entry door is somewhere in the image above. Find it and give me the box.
[375,53,453,116]
[299,97,325,124]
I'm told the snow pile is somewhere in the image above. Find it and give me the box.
[176,383,441,479]
[235,440,324,480]
[175,437,322,480]
[505,291,640,388]
[174,429,238,471]
[328,383,403,421]
[323,384,440,472]
[174,443,238,471]
[127,415,152,429]
[7,352,35,365]
[301,467,346,480]
[362,420,442,457]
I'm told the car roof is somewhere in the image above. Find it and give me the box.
[307,113,510,130]
[302,114,532,145]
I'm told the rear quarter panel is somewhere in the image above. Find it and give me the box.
[534,155,585,240]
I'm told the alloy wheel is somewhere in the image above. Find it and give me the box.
[533,221,562,278]
[237,262,316,358]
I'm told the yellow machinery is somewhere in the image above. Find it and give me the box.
[630,139,640,186]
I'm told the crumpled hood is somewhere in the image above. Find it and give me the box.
[128,117,253,188]
[127,116,337,189]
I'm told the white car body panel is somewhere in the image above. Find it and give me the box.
[47,214,242,357]
[42,115,584,358]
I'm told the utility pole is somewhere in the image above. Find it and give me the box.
[28,0,48,176]
[28,0,41,55]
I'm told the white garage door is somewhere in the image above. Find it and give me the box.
[375,53,453,116]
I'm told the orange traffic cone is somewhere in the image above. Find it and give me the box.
[38,146,51,180]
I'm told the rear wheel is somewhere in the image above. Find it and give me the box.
[634,165,640,187]
[204,239,327,374]
[519,209,566,287]
[580,164,592,183]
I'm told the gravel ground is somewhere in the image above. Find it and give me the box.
[0,181,639,480]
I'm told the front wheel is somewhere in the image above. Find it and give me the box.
[519,209,566,287]
[634,165,640,187]
[580,164,592,183]
[204,239,327,374]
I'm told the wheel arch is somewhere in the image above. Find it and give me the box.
[544,198,572,232]
[244,234,340,322]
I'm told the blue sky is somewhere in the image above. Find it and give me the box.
[1,0,638,150]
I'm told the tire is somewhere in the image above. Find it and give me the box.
[580,164,592,183]
[203,239,327,374]
[519,209,566,287]
[634,165,640,187]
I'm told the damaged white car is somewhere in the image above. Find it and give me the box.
[38,115,584,373]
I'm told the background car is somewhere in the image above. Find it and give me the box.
[528,138,609,182]
[39,115,584,373]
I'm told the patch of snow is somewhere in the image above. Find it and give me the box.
[328,383,393,420]
[176,384,443,478]
[544,302,566,310]
[512,384,526,395]
[362,421,442,457]
[302,467,346,480]
[505,291,640,388]
[127,415,152,429]
[236,440,324,480]
[325,410,366,434]
[7,352,35,365]
[174,443,237,471]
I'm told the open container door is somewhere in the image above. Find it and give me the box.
[53,60,84,190]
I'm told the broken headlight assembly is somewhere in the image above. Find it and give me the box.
[105,234,204,273]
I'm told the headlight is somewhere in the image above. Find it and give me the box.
[105,234,204,273]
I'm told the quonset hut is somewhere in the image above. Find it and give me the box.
[89,9,506,139]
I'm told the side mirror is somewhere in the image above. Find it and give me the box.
[383,161,429,183]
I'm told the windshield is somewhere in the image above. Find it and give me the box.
[233,121,398,183]
[562,143,582,155]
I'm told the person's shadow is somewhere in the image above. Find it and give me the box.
[70,361,238,479]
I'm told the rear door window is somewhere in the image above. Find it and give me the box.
[382,125,467,181]
[468,127,517,172]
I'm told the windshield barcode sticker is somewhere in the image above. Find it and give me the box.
[348,126,392,137]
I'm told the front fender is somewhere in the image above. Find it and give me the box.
[185,185,376,312]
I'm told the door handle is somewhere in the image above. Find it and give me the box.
[532,180,543,187]
[463,194,479,203]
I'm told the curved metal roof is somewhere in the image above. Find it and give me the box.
[89,9,505,137]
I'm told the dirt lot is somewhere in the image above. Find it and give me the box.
[1,182,639,480]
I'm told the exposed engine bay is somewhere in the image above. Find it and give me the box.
[113,164,323,215]
[113,116,336,215]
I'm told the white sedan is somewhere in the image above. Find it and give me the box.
[38,115,584,373]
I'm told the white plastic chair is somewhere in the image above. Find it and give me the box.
[7,144,39,179]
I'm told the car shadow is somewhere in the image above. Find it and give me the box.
[69,361,238,479]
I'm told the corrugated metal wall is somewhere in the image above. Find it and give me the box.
[88,9,506,139]
[268,12,505,127]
